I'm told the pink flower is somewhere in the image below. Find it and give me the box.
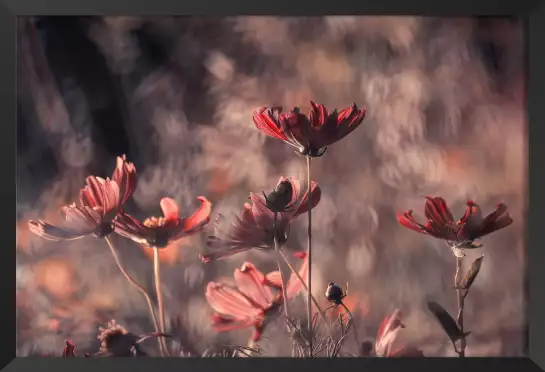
[115,197,212,249]
[205,252,308,341]
[200,177,321,262]
[28,156,137,241]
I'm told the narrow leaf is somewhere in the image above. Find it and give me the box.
[427,301,469,342]
[457,255,484,290]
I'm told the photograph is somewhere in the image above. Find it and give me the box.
[16,15,526,358]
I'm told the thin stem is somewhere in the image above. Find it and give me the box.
[455,256,466,357]
[306,155,313,357]
[340,301,361,351]
[273,212,291,331]
[103,236,164,356]
[277,249,328,327]
[153,247,170,356]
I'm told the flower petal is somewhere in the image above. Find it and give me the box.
[235,262,275,309]
[477,203,513,237]
[160,198,180,222]
[286,251,308,299]
[375,310,404,357]
[309,101,330,129]
[252,107,289,141]
[114,212,152,244]
[205,282,262,320]
[182,196,212,234]
[321,102,366,147]
[457,200,485,240]
[28,220,92,241]
[292,181,321,218]
[112,155,137,205]
[265,271,282,288]
[424,196,455,226]
[249,193,275,228]
[281,176,301,209]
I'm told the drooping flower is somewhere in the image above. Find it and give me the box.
[375,309,424,357]
[200,177,320,262]
[253,101,366,157]
[205,252,308,341]
[28,155,137,241]
[115,197,212,249]
[397,196,513,257]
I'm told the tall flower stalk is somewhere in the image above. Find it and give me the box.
[305,155,313,355]
[115,196,212,356]
[252,101,366,356]
[454,256,466,357]
[104,236,164,355]
[27,156,167,355]
[153,247,168,355]
[397,197,512,357]
[273,212,291,326]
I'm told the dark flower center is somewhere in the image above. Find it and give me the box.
[143,217,172,248]
[96,222,115,237]
[146,231,171,248]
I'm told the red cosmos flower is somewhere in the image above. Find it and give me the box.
[205,252,308,341]
[200,177,321,263]
[28,156,137,241]
[397,196,513,257]
[253,101,366,157]
[115,197,212,248]
[375,310,424,357]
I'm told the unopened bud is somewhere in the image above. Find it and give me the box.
[325,282,345,305]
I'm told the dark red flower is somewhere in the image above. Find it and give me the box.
[253,101,366,157]
[63,340,76,357]
[28,156,137,241]
[115,197,212,248]
[375,309,424,357]
[200,177,320,262]
[205,252,308,341]
[397,196,513,257]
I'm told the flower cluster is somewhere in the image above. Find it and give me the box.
[29,155,211,246]
[30,99,514,358]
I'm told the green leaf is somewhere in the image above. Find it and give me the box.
[457,255,484,290]
[427,301,470,342]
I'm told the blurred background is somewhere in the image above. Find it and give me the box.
[16,16,526,357]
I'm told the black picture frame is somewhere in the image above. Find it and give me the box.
[3,0,544,371]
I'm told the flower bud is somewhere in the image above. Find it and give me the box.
[325,282,345,305]
[264,180,294,213]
